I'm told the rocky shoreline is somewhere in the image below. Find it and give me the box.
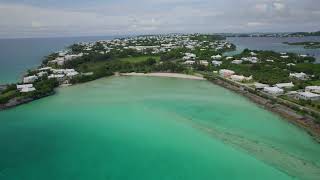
[0,92,55,111]
[206,76,320,142]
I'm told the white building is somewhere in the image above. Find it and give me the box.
[263,87,284,95]
[254,83,269,89]
[211,55,222,60]
[242,57,258,63]
[183,53,196,60]
[289,72,308,80]
[17,84,33,90]
[275,82,294,89]
[17,84,36,93]
[183,60,195,65]
[287,63,296,66]
[37,71,48,77]
[230,75,253,82]
[38,67,52,71]
[20,87,36,93]
[66,71,79,78]
[299,54,308,58]
[250,52,257,56]
[48,74,65,81]
[305,86,320,94]
[212,60,222,67]
[231,60,243,64]
[219,69,235,78]
[296,92,320,101]
[23,75,38,84]
[199,60,209,66]
[226,56,233,60]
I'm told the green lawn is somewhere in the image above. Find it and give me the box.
[118,56,160,63]
[77,56,161,72]
[77,61,108,72]
[309,80,320,86]
[0,90,18,103]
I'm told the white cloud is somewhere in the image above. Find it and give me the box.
[255,3,268,13]
[0,0,319,38]
[247,22,267,27]
[273,2,285,11]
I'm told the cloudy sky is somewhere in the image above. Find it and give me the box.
[0,0,319,38]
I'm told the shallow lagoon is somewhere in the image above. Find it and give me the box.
[0,76,319,179]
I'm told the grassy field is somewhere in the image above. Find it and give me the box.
[118,56,160,63]
[77,61,108,72]
[77,56,161,72]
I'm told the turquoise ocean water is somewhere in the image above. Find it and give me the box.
[0,36,320,179]
[0,76,320,179]
[0,36,122,84]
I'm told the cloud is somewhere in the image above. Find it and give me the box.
[273,2,285,11]
[0,0,319,38]
[247,22,267,27]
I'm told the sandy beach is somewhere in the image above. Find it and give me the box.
[121,72,205,80]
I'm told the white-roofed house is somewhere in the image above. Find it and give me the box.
[211,55,222,60]
[295,92,320,101]
[219,69,235,78]
[23,75,38,84]
[226,56,233,60]
[183,60,195,65]
[199,60,209,66]
[212,60,222,67]
[289,72,308,80]
[37,71,48,77]
[20,87,36,93]
[231,60,243,64]
[275,82,294,89]
[66,71,79,78]
[230,75,252,82]
[305,86,320,94]
[254,83,269,90]
[263,87,284,96]
[17,84,36,93]
[17,84,33,90]
[48,74,65,82]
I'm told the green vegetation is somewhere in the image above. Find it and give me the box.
[283,42,320,49]
[0,89,18,104]
[0,78,59,104]
[190,34,226,41]
[290,31,320,37]
[119,56,160,63]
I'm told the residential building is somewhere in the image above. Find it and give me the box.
[219,69,235,78]
[231,60,243,64]
[263,87,284,95]
[199,60,209,66]
[254,83,269,89]
[305,86,320,94]
[183,60,195,65]
[275,82,294,89]
[211,55,222,60]
[296,92,320,101]
[212,60,222,67]
[23,75,38,84]
[230,75,252,82]
[289,72,308,80]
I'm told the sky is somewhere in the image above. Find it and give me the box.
[0,0,319,38]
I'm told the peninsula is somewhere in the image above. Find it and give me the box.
[1,34,320,139]
[283,41,320,49]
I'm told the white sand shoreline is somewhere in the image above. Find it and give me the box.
[120,72,205,80]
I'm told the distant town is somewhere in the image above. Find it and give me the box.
[0,33,320,133]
